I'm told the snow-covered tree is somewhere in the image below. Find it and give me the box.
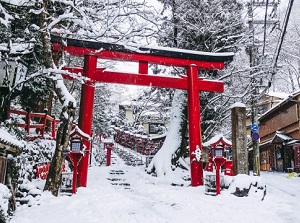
[0,0,162,196]
[147,0,247,176]
[93,84,113,136]
[272,0,300,92]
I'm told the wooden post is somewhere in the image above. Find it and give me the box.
[187,65,203,186]
[77,55,97,187]
[26,110,31,135]
[231,103,248,175]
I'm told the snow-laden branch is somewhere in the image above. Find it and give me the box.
[0,3,13,27]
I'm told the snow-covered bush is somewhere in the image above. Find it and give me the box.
[17,139,55,180]
[0,184,11,222]
[91,141,106,166]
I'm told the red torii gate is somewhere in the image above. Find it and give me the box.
[51,35,234,187]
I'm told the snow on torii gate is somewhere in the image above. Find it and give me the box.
[51,35,234,187]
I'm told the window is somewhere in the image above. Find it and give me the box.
[71,142,81,152]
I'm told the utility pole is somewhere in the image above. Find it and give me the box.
[247,0,280,176]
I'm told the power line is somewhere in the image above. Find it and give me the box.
[262,0,269,58]
[272,0,294,69]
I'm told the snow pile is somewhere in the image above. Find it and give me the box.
[0,184,10,217]
[17,179,42,207]
[228,174,266,200]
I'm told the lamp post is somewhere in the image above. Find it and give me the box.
[213,146,226,195]
[68,127,90,194]
[0,58,27,121]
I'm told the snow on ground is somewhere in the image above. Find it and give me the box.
[10,152,300,223]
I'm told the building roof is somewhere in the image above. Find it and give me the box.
[259,90,300,121]
[265,91,289,99]
[0,128,24,153]
[203,134,232,147]
[271,131,293,144]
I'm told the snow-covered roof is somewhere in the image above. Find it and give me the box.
[265,91,289,99]
[0,128,24,152]
[70,126,91,141]
[141,111,160,117]
[119,100,132,107]
[259,90,300,120]
[203,134,232,147]
[149,132,167,140]
[230,102,246,108]
[51,35,234,63]
[271,131,293,144]
[0,42,34,55]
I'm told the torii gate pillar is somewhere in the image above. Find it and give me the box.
[187,65,203,186]
[77,55,97,187]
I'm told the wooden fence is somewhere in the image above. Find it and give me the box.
[9,109,60,141]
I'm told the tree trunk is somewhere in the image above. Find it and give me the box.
[44,105,74,196]
[39,0,75,196]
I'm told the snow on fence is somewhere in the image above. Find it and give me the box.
[9,109,60,141]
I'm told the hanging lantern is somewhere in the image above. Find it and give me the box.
[0,59,27,91]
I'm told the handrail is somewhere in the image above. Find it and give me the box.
[8,109,60,140]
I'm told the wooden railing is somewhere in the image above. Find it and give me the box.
[9,109,60,141]
[113,128,165,156]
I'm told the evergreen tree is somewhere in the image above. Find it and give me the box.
[93,84,113,137]
[149,0,247,174]
[158,0,245,139]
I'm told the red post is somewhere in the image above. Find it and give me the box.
[187,65,203,186]
[40,113,47,138]
[72,161,78,194]
[77,55,97,187]
[51,119,56,139]
[106,147,112,166]
[69,153,82,194]
[139,60,148,74]
[214,157,226,195]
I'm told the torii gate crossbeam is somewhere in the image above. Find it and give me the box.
[65,67,224,91]
[51,35,234,188]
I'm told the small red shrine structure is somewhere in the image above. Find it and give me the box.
[51,35,234,188]
[203,134,232,195]
[69,126,90,194]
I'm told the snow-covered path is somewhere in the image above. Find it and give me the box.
[10,153,300,223]
[259,172,300,222]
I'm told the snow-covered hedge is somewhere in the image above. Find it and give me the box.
[0,184,11,222]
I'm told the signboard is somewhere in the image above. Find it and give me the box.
[251,123,259,132]
[252,132,259,141]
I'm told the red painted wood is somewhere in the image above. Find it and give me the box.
[187,65,203,186]
[139,61,148,74]
[52,43,225,69]
[77,55,97,187]
[62,67,224,92]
